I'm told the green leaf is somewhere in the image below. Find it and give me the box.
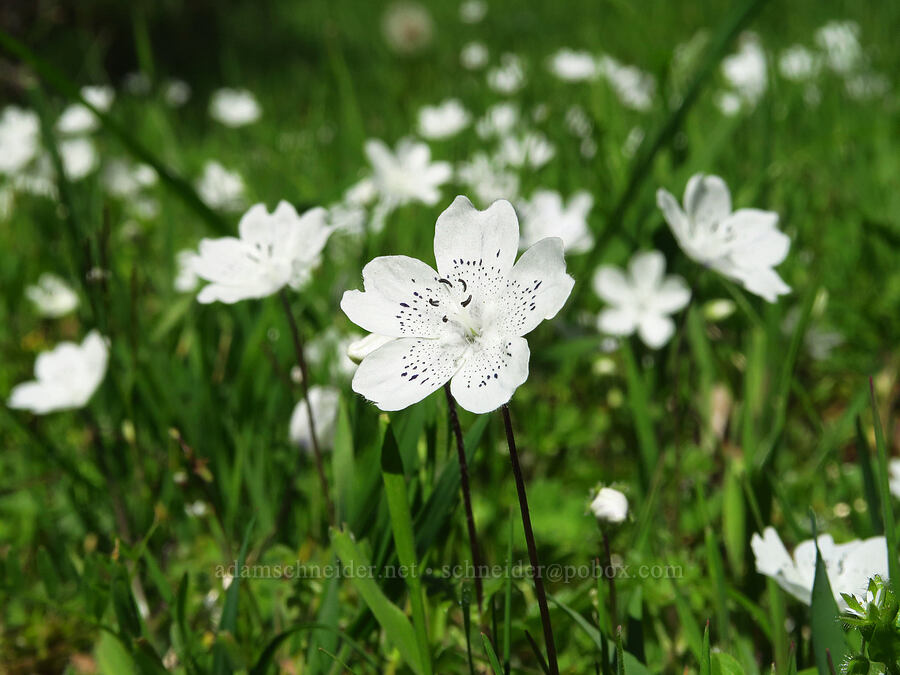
[330,527,423,674]
[809,535,847,672]
[332,395,356,524]
[212,518,255,675]
[112,574,143,640]
[481,633,504,675]
[621,341,657,487]
[870,381,900,589]
[711,652,745,675]
[700,621,710,675]
[381,425,432,675]
[36,546,59,599]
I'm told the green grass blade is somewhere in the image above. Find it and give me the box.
[621,341,657,487]
[869,379,900,589]
[809,532,847,672]
[213,517,255,675]
[481,633,504,675]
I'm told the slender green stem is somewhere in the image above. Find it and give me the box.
[444,385,484,615]
[501,404,558,675]
[279,290,334,526]
[601,529,618,630]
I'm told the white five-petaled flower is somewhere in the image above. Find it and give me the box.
[656,174,791,303]
[417,99,471,140]
[209,88,261,127]
[26,273,79,317]
[593,251,690,349]
[192,201,332,304]
[590,487,628,524]
[365,138,452,213]
[8,330,108,414]
[0,106,40,176]
[751,527,888,608]
[340,196,574,414]
[519,189,594,254]
[290,386,341,451]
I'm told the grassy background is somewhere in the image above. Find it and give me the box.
[2,0,900,672]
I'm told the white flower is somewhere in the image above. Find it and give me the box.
[8,330,108,414]
[476,102,519,138]
[597,56,655,111]
[564,105,591,138]
[779,45,820,82]
[196,161,245,211]
[0,106,40,176]
[56,85,114,135]
[59,138,99,180]
[457,153,520,207]
[496,131,555,169]
[347,333,396,364]
[382,2,434,55]
[815,21,862,74]
[340,196,574,413]
[487,54,525,95]
[548,49,599,82]
[590,487,628,524]
[26,273,79,317]
[656,174,791,302]
[417,99,471,140]
[174,249,201,292]
[345,176,377,207]
[163,79,192,107]
[459,0,486,23]
[102,160,157,198]
[519,190,593,254]
[593,251,690,349]
[460,41,489,70]
[365,138,452,212]
[889,459,900,500]
[721,35,767,106]
[751,527,888,607]
[715,91,743,116]
[209,88,261,127]
[308,328,361,379]
[290,386,341,451]
[845,72,890,101]
[192,201,332,304]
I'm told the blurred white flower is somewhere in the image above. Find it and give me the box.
[751,527,888,607]
[598,56,655,111]
[308,327,361,379]
[163,79,192,107]
[196,161,245,212]
[564,105,591,138]
[460,41,489,70]
[56,85,114,135]
[0,106,40,176]
[12,156,58,199]
[290,385,341,451]
[459,0,486,23]
[8,330,108,414]
[457,153,520,207]
[185,500,208,518]
[192,201,331,304]
[0,185,12,220]
[703,298,736,322]
[721,35,767,107]
[59,138,99,180]
[890,460,900,500]
[778,45,820,81]
[340,196,574,413]
[656,174,791,302]
[715,90,743,116]
[382,2,434,55]
[845,72,890,101]
[590,487,628,524]
[344,176,377,207]
[174,249,201,292]
[476,102,519,138]
[365,137,451,216]
[102,160,157,198]
[417,99,471,140]
[622,126,644,158]
[487,54,525,95]
[209,88,261,127]
[26,273,79,317]
[347,333,396,364]
[326,200,367,235]
[519,189,593,254]
[496,131,555,169]
[548,49,599,82]
[593,250,690,349]
[815,20,862,74]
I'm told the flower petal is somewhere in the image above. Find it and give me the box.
[655,188,689,245]
[433,196,520,302]
[592,266,633,305]
[340,255,454,338]
[684,174,732,229]
[352,337,464,411]
[637,313,675,349]
[721,209,790,268]
[628,250,665,293]
[728,265,791,303]
[495,237,574,336]
[649,276,691,314]
[450,335,530,414]
[597,307,637,336]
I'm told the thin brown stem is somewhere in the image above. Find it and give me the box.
[501,404,558,675]
[444,384,484,614]
[279,290,334,525]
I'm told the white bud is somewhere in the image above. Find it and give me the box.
[590,487,628,524]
